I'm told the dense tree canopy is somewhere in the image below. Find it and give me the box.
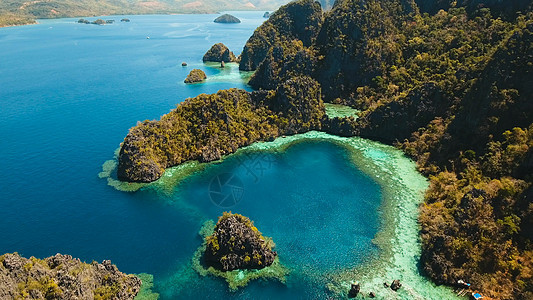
[117,0,532,297]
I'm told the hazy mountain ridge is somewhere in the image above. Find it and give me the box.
[0,0,293,26]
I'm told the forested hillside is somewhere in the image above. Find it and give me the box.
[239,0,533,298]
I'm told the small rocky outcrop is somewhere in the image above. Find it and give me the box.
[214,14,241,23]
[391,279,402,291]
[204,212,277,271]
[263,12,271,18]
[0,253,141,299]
[203,43,237,63]
[348,282,360,298]
[92,19,105,25]
[184,69,206,83]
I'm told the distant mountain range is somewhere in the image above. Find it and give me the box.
[0,0,332,27]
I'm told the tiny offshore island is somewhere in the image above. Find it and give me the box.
[115,0,533,298]
[192,212,289,291]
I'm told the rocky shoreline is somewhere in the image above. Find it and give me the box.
[192,218,288,291]
[117,76,324,182]
[0,253,141,299]
[112,0,532,297]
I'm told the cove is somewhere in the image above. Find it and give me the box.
[120,131,460,299]
[0,12,462,299]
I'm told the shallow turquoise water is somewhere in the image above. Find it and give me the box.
[157,140,381,298]
[0,12,460,299]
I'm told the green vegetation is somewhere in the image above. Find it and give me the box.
[0,12,34,26]
[204,212,277,271]
[113,0,531,297]
[202,43,237,63]
[16,277,62,299]
[193,218,288,291]
[118,76,324,182]
[212,0,533,297]
[416,125,533,299]
[239,0,323,72]
[0,253,141,299]
[184,69,207,84]
[315,1,531,298]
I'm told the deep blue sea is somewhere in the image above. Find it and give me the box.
[0,12,446,299]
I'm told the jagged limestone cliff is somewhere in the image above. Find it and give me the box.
[204,212,276,271]
[0,253,141,299]
[118,76,324,182]
[203,43,237,63]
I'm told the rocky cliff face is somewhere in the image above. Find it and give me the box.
[204,212,276,271]
[357,82,452,142]
[248,43,318,91]
[427,23,533,170]
[0,253,141,299]
[202,43,237,62]
[117,76,324,182]
[239,0,323,71]
[184,69,207,83]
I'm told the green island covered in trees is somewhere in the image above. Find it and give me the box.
[192,213,288,290]
[203,212,277,271]
[116,0,533,298]
[184,69,207,84]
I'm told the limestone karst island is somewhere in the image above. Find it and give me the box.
[0,0,532,299]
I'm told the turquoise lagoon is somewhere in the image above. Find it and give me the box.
[0,13,460,299]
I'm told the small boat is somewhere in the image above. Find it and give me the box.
[146,36,150,39]
[472,292,484,300]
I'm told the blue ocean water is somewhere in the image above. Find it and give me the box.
[1,13,383,298]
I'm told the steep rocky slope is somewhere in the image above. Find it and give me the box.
[204,212,277,271]
[118,76,324,182]
[0,253,141,299]
[203,43,237,62]
[238,0,323,72]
